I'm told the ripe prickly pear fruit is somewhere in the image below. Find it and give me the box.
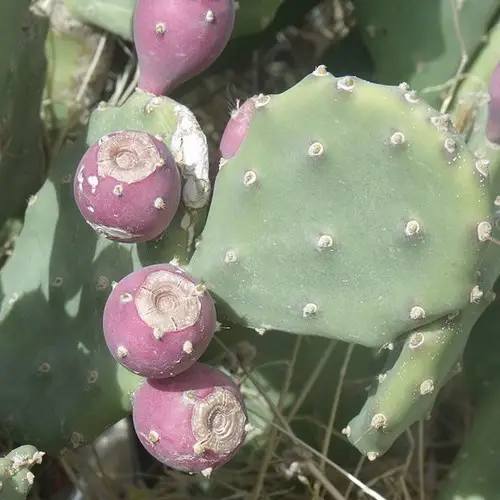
[103,264,217,378]
[132,363,248,473]
[219,97,256,160]
[133,0,236,95]
[487,62,500,145]
[74,130,181,243]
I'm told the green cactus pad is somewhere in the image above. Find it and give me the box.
[436,373,500,499]
[353,0,500,109]
[0,0,49,255]
[0,133,142,455]
[344,311,479,458]
[64,0,135,41]
[0,445,44,500]
[88,89,211,265]
[346,130,500,456]
[42,0,115,135]
[188,67,490,347]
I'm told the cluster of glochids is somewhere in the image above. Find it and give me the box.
[71,0,251,476]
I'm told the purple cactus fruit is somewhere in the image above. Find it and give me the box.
[487,62,500,145]
[103,264,217,378]
[132,363,248,473]
[219,97,256,160]
[133,0,236,95]
[74,130,181,243]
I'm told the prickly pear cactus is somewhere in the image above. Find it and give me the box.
[353,0,500,109]
[0,0,49,255]
[87,89,211,264]
[64,0,135,40]
[346,36,500,456]
[435,25,500,498]
[0,133,143,455]
[43,0,115,135]
[201,321,387,464]
[435,278,500,499]
[233,0,284,37]
[64,0,284,42]
[188,67,491,347]
[0,445,44,500]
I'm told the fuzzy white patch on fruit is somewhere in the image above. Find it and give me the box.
[113,184,123,196]
[97,131,164,184]
[147,430,160,444]
[194,283,207,295]
[183,390,198,405]
[86,221,138,240]
[155,22,166,34]
[87,206,95,213]
[120,293,133,303]
[154,197,166,209]
[135,270,202,333]
[171,102,210,209]
[76,168,84,191]
[191,387,247,454]
[183,341,194,354]
[205,10,215,22]
[116,346,129,358]
[87,175,99,193]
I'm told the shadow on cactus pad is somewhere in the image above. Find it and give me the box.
[0,133,143,455]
